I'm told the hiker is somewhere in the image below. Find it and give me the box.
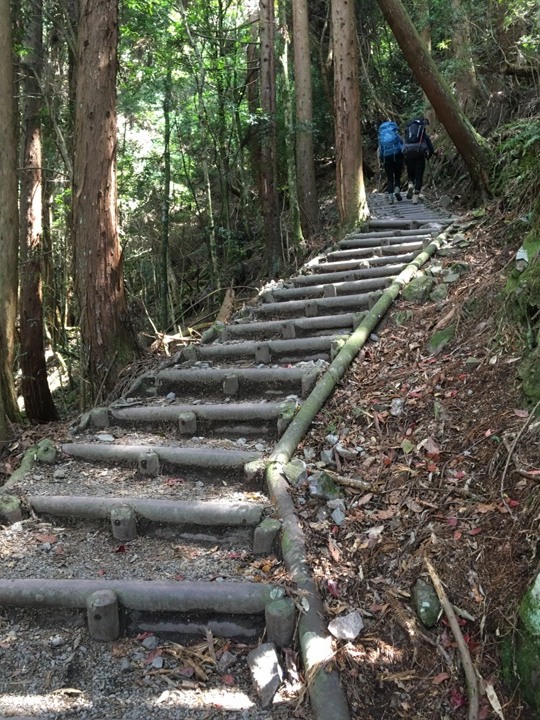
[403,116,435,204]
[378,120,404,203]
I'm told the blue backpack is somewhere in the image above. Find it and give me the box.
[378,121,403,159]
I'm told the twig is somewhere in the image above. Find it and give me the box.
[425,558,480,720]
[499,399,540,511]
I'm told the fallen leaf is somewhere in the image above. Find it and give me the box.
[35,533,57,543]
[513,409,529,418]
[328,537,342,563]
[327,579,340,598]
[469,527,482,536]
[115,544,127,553]
[449,686,466,708]
[432,672,451,685]
[222,674,236,686]
[485,682,505,719]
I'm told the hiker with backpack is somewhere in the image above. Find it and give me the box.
[378,120,404,203]
[403,116,435,204]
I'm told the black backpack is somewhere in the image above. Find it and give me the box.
[404,119,427,158]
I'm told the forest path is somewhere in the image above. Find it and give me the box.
[0,193,458,720]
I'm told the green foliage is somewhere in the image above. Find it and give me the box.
[495,118,540,211]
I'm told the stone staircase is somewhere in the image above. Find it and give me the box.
[0,194,457,719]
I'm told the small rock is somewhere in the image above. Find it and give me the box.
[319,449,335,466]
[49,635,66,648]
[53,468,68,480]
[325,434,339,445]
[390,398,404,416]
[217,650,237,673]
[119,658,131,672]
[141,635,160,650]
[412,578,441,627]
[151,656,164,669]
[331,507,346,525]
[165,392,176,402]
[95,433,115,443]
[328,610,364,640]
[247,643,283,708]
[283,459,307,486]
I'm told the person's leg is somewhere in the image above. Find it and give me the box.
[394,156,403,200]
[406,159,414,198]
[384,158,394,201]
[414,156,426,192]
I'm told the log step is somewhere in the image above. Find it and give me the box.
[128,365,321,400]
[216,312,365,341]
[61,443,263,482]
[306,251,418,274]
[261,276,392,301]
[254,291,381,319]
[291,263,406,286]
[85,400,296,438]
[177,334,349,364]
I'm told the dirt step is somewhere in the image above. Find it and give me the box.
[83,400,297,439]
[253,291,381,319]
[0,579,288,643]
[27,495,278,552]
[215,312,365,341]
[61,442,263,482]
[291,262,407,286]
[333,232,432,251]
[261,276,393,301]
[176,334,348,364]
[306,251,418,274]
[316,239,426,262]
[343,227,437,240]
[127,365,321,399]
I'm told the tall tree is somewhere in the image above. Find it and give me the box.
[376,0,494,196]
[73,0,139,405]
[0,0,20,432]
[292,0,319,236]
[19,0,59,422]
[331,0,369,227]
[259,0,282,275]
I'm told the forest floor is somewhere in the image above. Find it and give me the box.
[294,196,540,719]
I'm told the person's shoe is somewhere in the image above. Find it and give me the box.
[395,187,402,201]
[412,192,419,204]
[406,182,414,200]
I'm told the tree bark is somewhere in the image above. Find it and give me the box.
[73,0,139,405]
[376,0,494,196]
[451,0,478,111]
[259,0,282,275]
[331,0,369,228]
[277,0,303,251]
[292,0,320,236]
[19,0,59,423]
[0,0,20,430]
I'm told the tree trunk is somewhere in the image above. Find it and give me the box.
[451,0,478,111]
[73,0,139,405]
[0,0,20,429]
[376,0,494,196]
[331,0,369,228]
[259,0,282,276]
[292,0,320,236]
[278,0,303,251]
[19,0,59,423]
[161,68,172,332]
